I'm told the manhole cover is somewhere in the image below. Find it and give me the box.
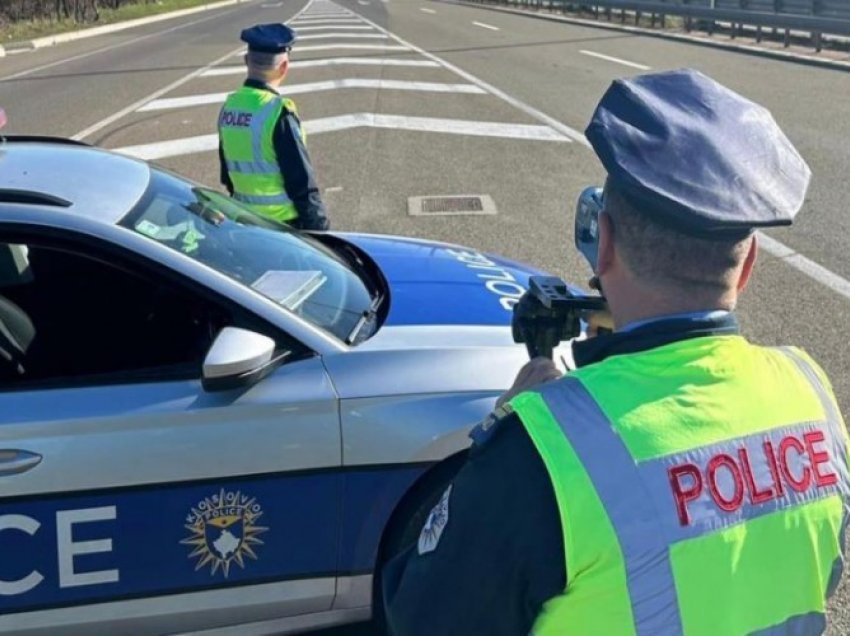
[408,195,497,216]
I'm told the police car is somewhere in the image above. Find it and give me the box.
[0,133,569,635]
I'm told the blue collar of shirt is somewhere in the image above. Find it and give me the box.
[618,310,732,333]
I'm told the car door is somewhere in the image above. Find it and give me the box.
[0,235,342,635]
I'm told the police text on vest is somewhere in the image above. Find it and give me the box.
[668,430,837,526]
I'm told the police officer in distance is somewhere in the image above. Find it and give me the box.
[382,69,850,635]
[218,23,329,230]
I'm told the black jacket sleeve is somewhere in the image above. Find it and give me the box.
[382,411,566,636]
[273,110,330,231]
[218,142,233,196]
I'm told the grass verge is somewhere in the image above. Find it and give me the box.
[2,0,218,44]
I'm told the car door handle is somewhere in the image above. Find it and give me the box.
[0,450,42,476]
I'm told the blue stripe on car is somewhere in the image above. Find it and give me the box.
[0,465,427,614]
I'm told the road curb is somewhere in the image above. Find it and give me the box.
[440,0,850,72]
[4,0,256,52]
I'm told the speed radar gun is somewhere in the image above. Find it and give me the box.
[511,187,608,360]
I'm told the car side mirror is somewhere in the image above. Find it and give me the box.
[202,327,289,392]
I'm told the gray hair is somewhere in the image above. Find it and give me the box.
[245,50,288,75]
[603,185,752,293]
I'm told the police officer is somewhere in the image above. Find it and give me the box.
[218,23,329,230]
[382,69,850,635]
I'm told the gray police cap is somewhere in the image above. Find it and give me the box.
[585,68,811,238]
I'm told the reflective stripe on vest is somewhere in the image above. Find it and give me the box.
[225,159,280,175]
[233,192,293,206]
[512,339,850,636]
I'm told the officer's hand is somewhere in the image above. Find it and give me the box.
[496,357,562,408]
[585,308,615,337]
[584,276,614,337]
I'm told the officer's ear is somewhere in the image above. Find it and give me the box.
[278,54,290,77]
[736,234,758,293]
[596,210,616,278]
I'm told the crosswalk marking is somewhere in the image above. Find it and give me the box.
[288,43,410,52]
[306,113,570,140]
[201,58,440,77]
[298,12,353,18]
[290,19,365,25]
[298,33,388,40]
[292,15,360,20]
[115,114,570,160]
[291,25,375,31]
[139,79,487,111]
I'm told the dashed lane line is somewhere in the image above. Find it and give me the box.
[579,49,651,70]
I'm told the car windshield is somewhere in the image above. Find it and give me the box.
[121,168,377,343]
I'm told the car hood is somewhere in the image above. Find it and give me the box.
[341,233,546,327]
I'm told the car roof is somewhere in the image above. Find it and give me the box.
[0,139,151,225]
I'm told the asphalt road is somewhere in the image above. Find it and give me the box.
[2,0,850,633]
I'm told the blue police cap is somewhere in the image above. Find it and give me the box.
[240,23,297,53]
[585,69,811,237]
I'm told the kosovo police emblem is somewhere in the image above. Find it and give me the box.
[417,485,452,556]
[181,489,268,577]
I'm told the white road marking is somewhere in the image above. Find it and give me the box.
[325,186,344,193]
[358,0,370,4]
[579,50,651,70]
[140,79,486,111]
[757,233,850,302]
[291,18,364,24]
[291,19,363,25]
[472,21,500,31]
[306,114,570,140]
[299,12,353,17]
[420,7,436,13]
[202,58,438,76]
[0,6,242,83]
[115,114,570,159]
[350,7,586,145]
[118,135,219,159]
[287,43,410,52]
[290,25,375,30]
[261,2,283,6]
[69,0,316,140]
[298,32,388,40]
[299,14,354,19]
[293,57,439,68]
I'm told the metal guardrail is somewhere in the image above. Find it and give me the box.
[469,0,850,50]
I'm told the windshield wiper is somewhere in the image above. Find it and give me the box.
[345,294,383,345]
[330,241,383,299]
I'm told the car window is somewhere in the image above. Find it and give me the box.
[0,237,237,388]
[121,169,377,343]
